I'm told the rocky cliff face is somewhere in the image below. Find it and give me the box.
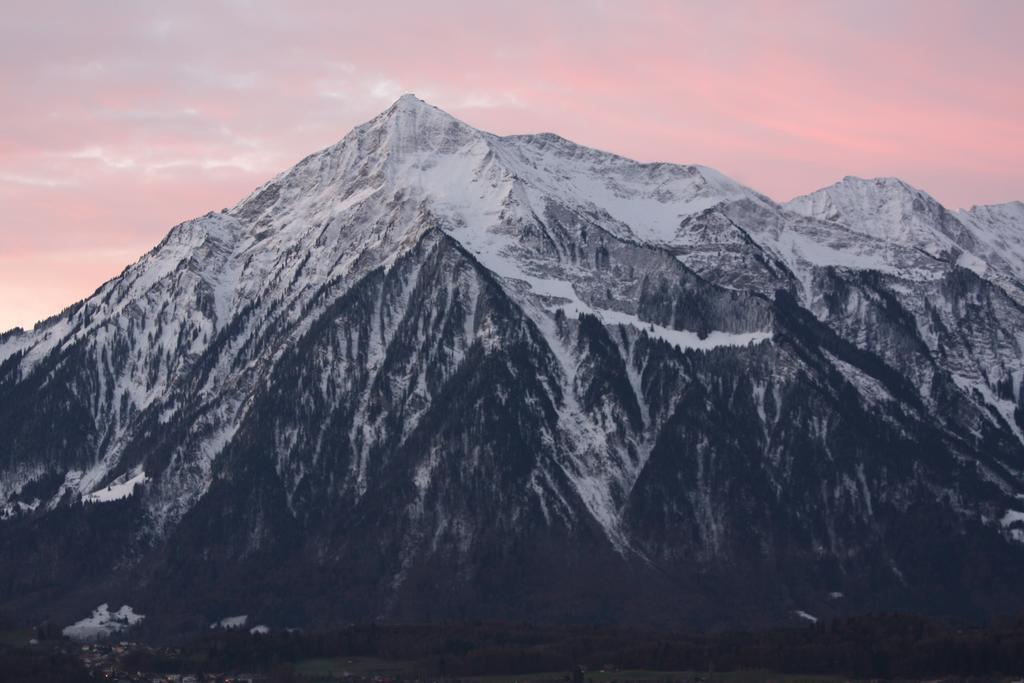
[1,96,1023,634]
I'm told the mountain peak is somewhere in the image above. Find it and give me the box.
[378,93,462,127]
[355,93,481,159]
[785,174,976,257]
[792,175,941,218]
[840,175,909,187]
[395,92,422,104]
[386,92,435,115]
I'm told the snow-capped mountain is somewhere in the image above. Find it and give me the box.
[1,95,1023,633]
[785,178,1024,301]
[785,176,978,260]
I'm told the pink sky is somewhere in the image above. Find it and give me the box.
[1,0,1022,332]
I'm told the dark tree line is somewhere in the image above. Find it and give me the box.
[119,614,1024,679]
[0,647,90,683]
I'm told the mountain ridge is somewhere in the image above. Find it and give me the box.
[3,94,1019,338]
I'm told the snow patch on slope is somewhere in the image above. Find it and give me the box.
[1002,510,1024,543]
[63,604,145,641]
[593,308,771,351]
[211,615,248,629]
[82,469,147,503]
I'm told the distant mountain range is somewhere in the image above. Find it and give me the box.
[2,95,1023,636]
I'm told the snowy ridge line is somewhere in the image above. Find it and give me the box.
[520,268,772,352]
[439,213,770,353]
[585,307,772,351]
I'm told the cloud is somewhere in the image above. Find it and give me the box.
[63,146,138,170]
[0,173,75,188]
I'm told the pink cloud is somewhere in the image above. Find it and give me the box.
[0,0,1021,331]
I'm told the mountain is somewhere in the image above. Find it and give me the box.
[1,95,1023,635]
[785,176,978,259]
